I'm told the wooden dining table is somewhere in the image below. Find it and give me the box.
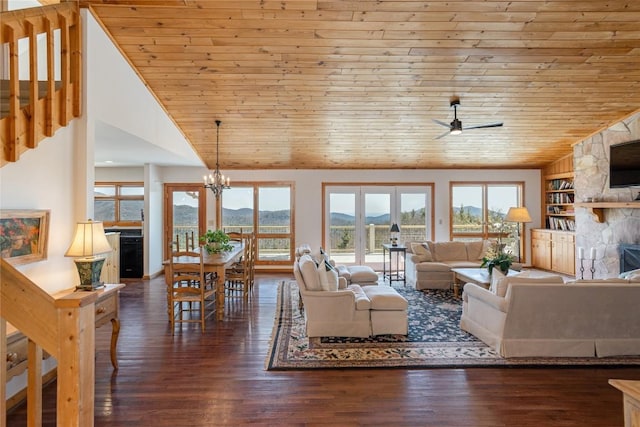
[163,242,244,320]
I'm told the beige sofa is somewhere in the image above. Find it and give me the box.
[405,240,491,290]
[293,254,408,337]
[460,276,640,358]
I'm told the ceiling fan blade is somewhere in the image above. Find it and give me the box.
[434,130,451,140]
[432,119,451,129]
[463,122,504,130]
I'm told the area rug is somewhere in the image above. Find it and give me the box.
[265,281,640,370]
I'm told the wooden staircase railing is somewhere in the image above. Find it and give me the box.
[0,2,82,168]
[0,258,97,426]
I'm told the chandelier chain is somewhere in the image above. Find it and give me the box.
[203,119,230,198]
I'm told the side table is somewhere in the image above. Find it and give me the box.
[609,379,640,427]
[94,284,125,369]
[53,283,125,369]
[382,243,406,286]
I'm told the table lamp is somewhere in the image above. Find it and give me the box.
[504,207,532,263]
[390,223,400,246]
[65,220,113,290]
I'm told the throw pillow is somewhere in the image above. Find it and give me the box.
[465,241,485,261]
[410,242,432,261]
[319,247,330,262]
[431,241,467,261]
[325,264,339,291]
[299,255,322,291]
[489,269,506,295]
[317,259,339,291]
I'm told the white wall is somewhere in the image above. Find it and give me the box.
[99,165,541,275]
[0,123,82,293]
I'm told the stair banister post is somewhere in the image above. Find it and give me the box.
[54,292,97,427]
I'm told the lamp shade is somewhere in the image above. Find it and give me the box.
[65,220,112,258]
[390,223,400,233]
[504,207,532,223]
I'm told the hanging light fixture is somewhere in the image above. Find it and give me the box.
[203,119,231,198]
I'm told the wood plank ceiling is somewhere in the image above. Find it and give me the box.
[82,0,640,170]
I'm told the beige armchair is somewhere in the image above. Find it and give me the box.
[293,256,371,337]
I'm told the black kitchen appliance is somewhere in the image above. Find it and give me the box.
[107,228,143,278]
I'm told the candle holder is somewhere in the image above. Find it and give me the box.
[579,258,585,280]
[590,259,596,279]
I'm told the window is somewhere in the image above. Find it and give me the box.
[220,182,294,264]
[450,182,524,255]
[324,184,432,268]
[94,183,144,227]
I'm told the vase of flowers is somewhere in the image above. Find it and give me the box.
[480,247,514,275]
[200,229,233,254]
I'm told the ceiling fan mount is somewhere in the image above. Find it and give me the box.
[433,98,503,139]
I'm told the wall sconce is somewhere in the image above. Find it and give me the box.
[390,223,400,246]
[65,220,113,291]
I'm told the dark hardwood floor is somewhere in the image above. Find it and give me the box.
[7,273,640,426]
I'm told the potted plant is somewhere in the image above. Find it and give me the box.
[480,247,514,275]
[200,229,233,254]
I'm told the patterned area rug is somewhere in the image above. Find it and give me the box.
[265,281,640,370]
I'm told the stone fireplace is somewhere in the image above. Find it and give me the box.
[573,111,640,278]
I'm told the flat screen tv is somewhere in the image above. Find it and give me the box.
[609,139,640,190]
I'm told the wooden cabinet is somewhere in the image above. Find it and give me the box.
[531,229,575,275]
[551,232,575,275]
[100,232,120,284]
[531,229,552,270]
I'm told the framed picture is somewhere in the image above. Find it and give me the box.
[0,210,50,265]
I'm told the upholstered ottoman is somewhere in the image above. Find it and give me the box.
[362,286,408,335]
[336,265,379,286]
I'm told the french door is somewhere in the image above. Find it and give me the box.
[324,185,432,269]
[163,184,206,257]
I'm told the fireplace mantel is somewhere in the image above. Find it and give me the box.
[574,202,640,223]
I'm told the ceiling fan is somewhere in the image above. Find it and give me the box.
[433,99,503,139]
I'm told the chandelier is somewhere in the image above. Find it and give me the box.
[203,119,230,198]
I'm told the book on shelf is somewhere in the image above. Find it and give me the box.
[547,179,574,191]
[547,192,575,204]
[546,217,576,231]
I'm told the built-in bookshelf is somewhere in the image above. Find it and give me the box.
[532,155,575,275]
[544,173,575,231]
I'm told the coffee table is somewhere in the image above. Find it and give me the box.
[451,267,519,297]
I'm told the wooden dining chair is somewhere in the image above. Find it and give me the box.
[167,249,216,333]
[246,232,256,292]
[185,231,196,250]
[224,231,254,300]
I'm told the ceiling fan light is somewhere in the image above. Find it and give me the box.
[450,129,462,135]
